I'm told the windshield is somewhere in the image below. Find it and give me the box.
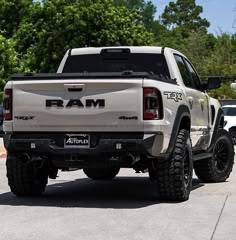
[223,107,236,116]
[63,52,170,78]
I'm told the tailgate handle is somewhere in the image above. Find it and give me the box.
[68,88,83,92]
[64,84,86,92]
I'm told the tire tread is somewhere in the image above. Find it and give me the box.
[156,129,193,201]
[194,129,234,183]
[6,155,48,196]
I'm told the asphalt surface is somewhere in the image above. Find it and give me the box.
[0,148,236,240]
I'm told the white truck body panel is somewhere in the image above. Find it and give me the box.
[3,46,222,155]
[10,79,144,132]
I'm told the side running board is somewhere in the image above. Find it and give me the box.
[193,153,213,162]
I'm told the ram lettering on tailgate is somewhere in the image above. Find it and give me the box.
[46,99,105,108]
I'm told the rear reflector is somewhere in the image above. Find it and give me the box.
[143,88,163,120]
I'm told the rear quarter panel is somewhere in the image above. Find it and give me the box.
[143,79,187,152]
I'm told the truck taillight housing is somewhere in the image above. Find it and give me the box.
[3,88,13,120]
[143,88,163,120]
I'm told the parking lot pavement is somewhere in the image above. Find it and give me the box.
[0,146,235,239]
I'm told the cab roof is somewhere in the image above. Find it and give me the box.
[70,46,182,56]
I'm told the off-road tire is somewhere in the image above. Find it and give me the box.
[6,155,48,196]
[156,129,193,201]
[194,129,234,182]
[83,167,120,180]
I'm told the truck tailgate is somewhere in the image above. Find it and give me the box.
[12,79,144,132]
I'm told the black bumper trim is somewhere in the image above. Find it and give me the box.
[7,138,146,155]
[5,132,162,156]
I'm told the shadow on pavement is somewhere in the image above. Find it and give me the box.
[0,177,204,209]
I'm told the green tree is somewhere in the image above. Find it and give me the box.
[0,34,25,98]
[208,82,236,99]
[177,32,236,99]
[0,35,20,82]
[113,0,167,40]
[175,32,217,75]
[0,0,32,38]
[161,0,210,36]
[113,0,156,29]
[203,34,236,76]
[15,0,154,73]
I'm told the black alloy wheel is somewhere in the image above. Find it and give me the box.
[213,139,230,172]
[194,129,234,183]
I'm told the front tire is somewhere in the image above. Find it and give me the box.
[6,154,48,196]
[83,167,120,180]
[156,129,193,201]
[194,129,234,182]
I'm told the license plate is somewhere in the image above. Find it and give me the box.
[65,134,90,148]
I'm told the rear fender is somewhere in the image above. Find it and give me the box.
[165,104,191,155]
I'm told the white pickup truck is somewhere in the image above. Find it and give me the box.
[3,47,234,201]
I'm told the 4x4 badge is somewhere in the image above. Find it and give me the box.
[119,116,138,120]
[164,92,182,102]
[15,116,35,120]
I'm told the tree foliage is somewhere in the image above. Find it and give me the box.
[0,0,32,38]
[208,82,236,99]
[113,0,167,40]
[161,0,210,35]
[0,35,21,84]
[0,0,236,100]
[15,0,154,72]
[113,0,156,30]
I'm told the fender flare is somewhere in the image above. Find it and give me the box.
[208,108,224,151]
[166,104,191,155]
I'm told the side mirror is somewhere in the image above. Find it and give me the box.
[203,77,221,90]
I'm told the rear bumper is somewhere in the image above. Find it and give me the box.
[4,132,164,158]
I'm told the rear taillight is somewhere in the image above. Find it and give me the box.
[143,88,163,120]
[3,88,13,120]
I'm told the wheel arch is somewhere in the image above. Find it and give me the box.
[179,115,191,132]
[166,104,191,155]
[208,108,224,150]
[219,115,224,128]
